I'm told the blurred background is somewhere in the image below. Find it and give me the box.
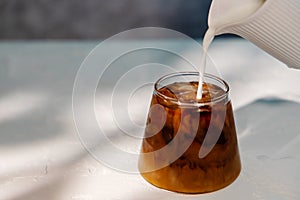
[2,1,300,199]
[0,0,213,39]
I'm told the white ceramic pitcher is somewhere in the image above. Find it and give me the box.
[208,0,300,69]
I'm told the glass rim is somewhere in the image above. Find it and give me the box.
[154,72,230,106]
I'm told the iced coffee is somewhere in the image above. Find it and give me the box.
[138,72,241,194]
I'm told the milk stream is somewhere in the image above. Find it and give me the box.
[197,0,265,99]
[196,29,215,99]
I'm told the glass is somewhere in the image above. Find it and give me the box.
[138,72,241,194]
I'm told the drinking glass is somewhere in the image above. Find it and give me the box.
[138,72,241,194]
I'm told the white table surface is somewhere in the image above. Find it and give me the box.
[0,39,300,200]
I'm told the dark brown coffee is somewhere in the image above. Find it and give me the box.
[139,81,241,194]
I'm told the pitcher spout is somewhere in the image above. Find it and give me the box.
[208,0,300,69]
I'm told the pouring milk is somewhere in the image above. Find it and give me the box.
[197,0,300,98]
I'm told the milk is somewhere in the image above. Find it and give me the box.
[196,0,265,99]
[196,29,215,99]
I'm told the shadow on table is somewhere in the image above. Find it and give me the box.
[0,90,66,145]
[235,97,300,157]
[4,98,300,200]
[125,98,300,200]
[3,145,94,200]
